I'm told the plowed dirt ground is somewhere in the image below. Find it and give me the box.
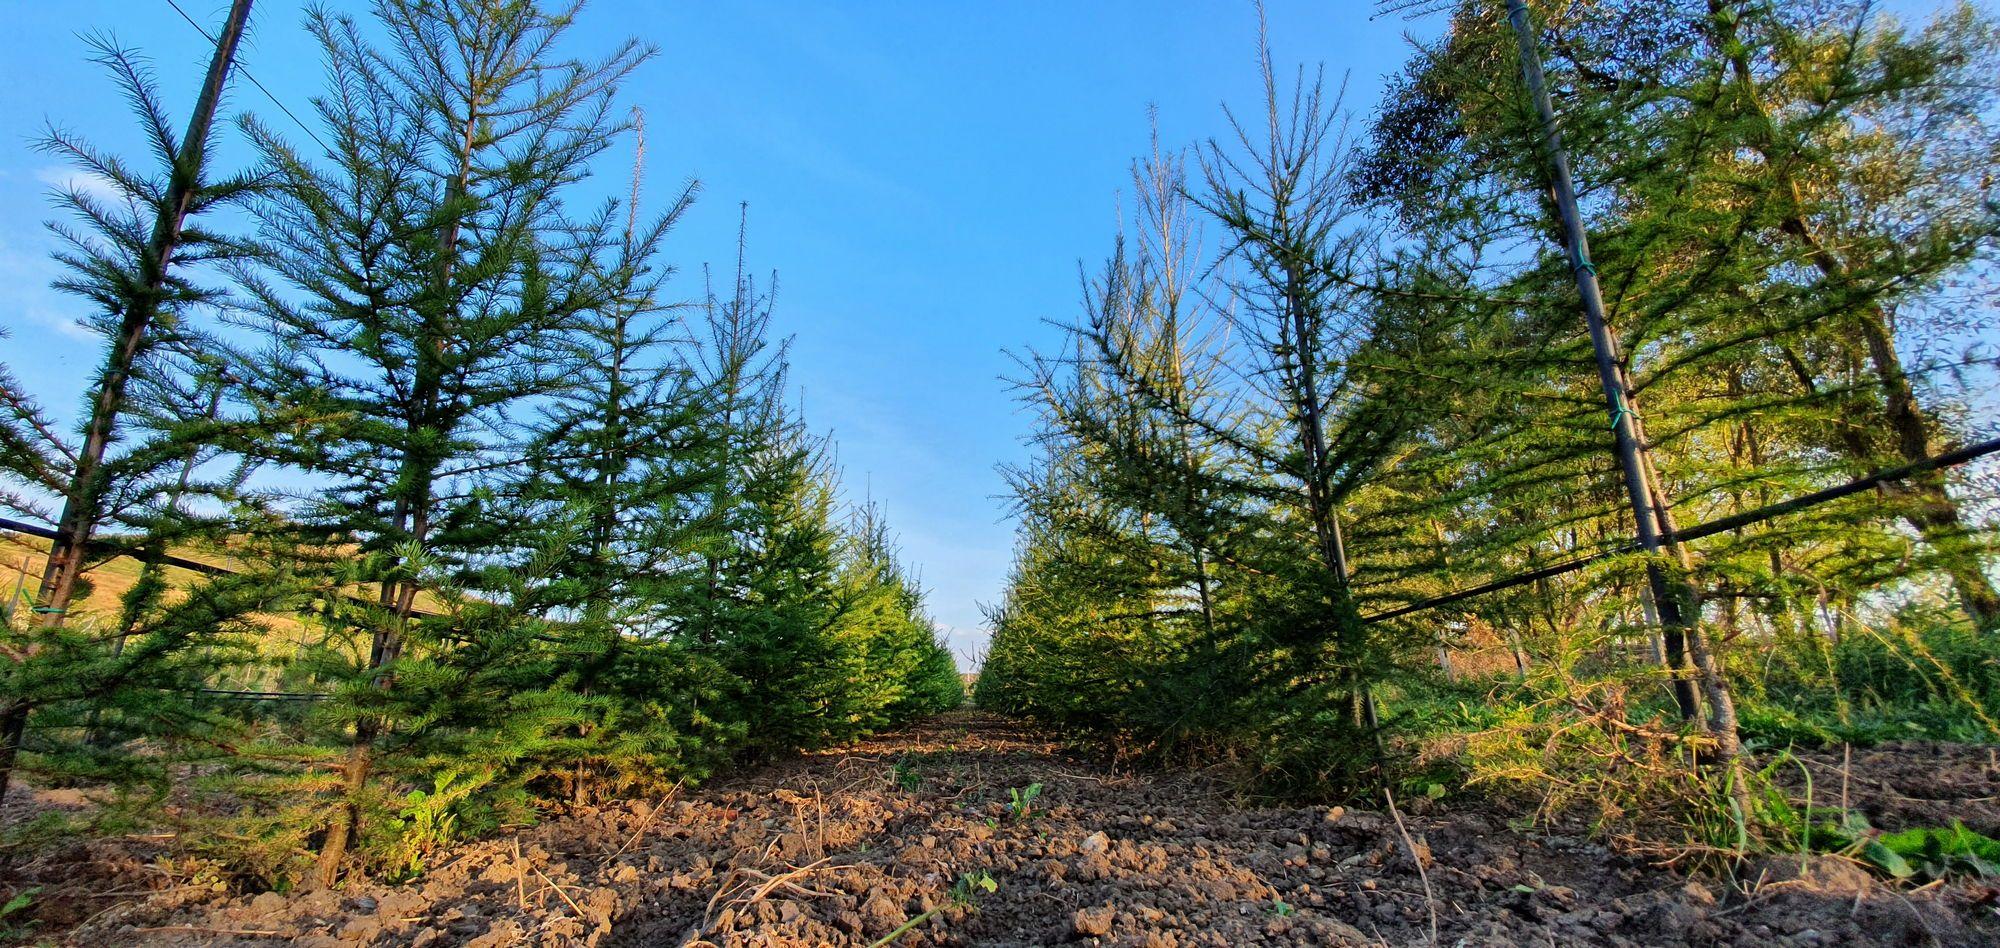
[12,711,2000,946]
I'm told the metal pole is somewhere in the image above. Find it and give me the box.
[1502,0,1706,723]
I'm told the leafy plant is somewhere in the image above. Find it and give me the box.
[1863,822,2000,881]
[1006,782,1044,821]
[1704,753,2000,882]
[864,871,998,948]
[0,886,40,941]
[893,758,923,792]
[378,771,492,882]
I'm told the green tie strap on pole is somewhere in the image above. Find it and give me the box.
[1605,393,1631,431]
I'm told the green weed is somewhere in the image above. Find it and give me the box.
[0,886,40,942]
[1006,782,1044,821]
[893,757,923,792]
[1697,752,2000,881]
[864,871,999,948]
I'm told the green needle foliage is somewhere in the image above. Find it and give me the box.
[0,18,303,808]
[2,0,957,890]
[982,0,2000,826]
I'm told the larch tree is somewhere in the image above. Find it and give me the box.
[0,0,258,803]
[230,0,653,885]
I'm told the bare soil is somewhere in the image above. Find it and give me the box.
[1790,741,2000,837]
[8,712,2000,946]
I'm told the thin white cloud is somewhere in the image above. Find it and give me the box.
[23,305,96,342]
[33,165,123,205]
[0,233,94,343]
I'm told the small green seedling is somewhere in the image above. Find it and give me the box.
[1269,898,1295,918]
[1007,782,1044,821]
[893,758,922,792]
[954,870,1000,900]
[0,886,41,941]
[1858,820,2000,880]
[864,871,999,948]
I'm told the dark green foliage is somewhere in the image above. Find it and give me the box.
[897,635,966,717]
[0,0,956,891]
[0,21,300,803]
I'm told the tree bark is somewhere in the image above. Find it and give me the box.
[1507,0,1745,781]
[1709,0,2000,631]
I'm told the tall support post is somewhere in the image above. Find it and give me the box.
[1503,0,1743,769]
[0,0,257,805]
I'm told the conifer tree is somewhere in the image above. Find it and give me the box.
[0,0,258,802]
[829,502,964,730]
[1357,0,2000,636]
[498,113,734,803]
[230,0,653,885]
[706,411,848,753]
[676,230,959,752]
[987,51,1455,790]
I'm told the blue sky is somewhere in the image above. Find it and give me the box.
[0,1,1968,665]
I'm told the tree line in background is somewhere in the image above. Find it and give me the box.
[0,0,959,889]
[978,0,2000,831]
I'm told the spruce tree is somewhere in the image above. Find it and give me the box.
[501,113,732,804]
[987,55,1455,790]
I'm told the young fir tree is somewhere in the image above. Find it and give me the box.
[987,52,1453,792]
[998,142,1252,749]
[1187,64,1447,765]
[706,408,848,754]
[229,0,654,885]
[502,113,741,804]
[0,2,266,803]
[677,228,957,754]
[829,502,963,731]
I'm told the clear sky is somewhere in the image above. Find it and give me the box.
[0,0,1963,666]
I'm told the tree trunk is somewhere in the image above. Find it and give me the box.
[313,76,479,887]
[0,0,254,806]
[1507,0,1745,785]
[1710,1,2000,631]
[1278,258,1377,741]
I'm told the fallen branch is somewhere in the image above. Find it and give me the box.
[533,864,586,917]
[1383,786,1440,947]
[514,838,527,911]
[693,858,846,937]
[605,779,685,864]
[134,925,285,937]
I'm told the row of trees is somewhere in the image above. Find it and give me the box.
[978,0,2000,808]
[0,0,959,888]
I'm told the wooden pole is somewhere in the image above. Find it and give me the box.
[0,0,256,806]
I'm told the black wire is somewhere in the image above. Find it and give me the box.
[1363,435,2000,624]
[162,0,335,155]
